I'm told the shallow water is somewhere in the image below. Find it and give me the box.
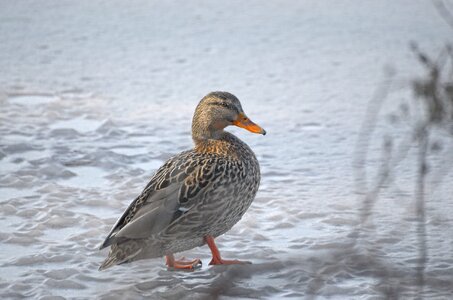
[1,1,453,299]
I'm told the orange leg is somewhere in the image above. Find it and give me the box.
[165,253,202,270]
[204,235,251,265]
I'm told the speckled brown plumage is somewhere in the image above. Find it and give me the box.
[99,91,264,270]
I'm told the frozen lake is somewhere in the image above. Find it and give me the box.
[1,1,452,299]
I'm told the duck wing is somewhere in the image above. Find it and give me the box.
[99,151,219,249]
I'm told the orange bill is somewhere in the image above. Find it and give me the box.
[233,113,266,135]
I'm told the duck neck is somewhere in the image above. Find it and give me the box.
[192,127,224,142]
[193,131,236,156]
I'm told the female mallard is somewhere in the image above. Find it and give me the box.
[99,91,265,270]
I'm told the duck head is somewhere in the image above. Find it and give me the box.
[192,91,266,141]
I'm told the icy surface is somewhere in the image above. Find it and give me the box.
[1,0,452,299]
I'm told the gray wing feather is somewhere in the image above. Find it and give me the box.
[99,152,206,249]
[113,184,180,240]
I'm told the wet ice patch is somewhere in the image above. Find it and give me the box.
[64,166,109,188]
[49,117,105,133]
[1,134,34,143]
[133,159,163,172]
[7,94,58,105]
[19,150,51,161]
[299,122,324,131]
[0,158,30,173]
[110,146,149,156]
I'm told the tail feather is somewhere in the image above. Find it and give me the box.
[99,255,119,271]
[99,244,142,271]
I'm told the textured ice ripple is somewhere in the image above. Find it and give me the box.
[1,91,452,299]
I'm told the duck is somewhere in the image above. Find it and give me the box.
[99,91,266,270]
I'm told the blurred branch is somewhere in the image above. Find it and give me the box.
[303,21,453,298]
[353,72,394,196]
[349,43,453,298]
[415,126,429,299]
[434,0,453,30]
